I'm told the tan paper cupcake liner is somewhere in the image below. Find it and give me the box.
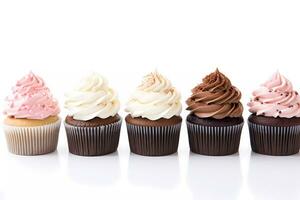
[64,119,122,156]
[126,123,181,156]
[186,121,244,156]
[248,121,300,156]
[3,119,61,156]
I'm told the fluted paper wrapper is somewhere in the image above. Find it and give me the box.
[4,119,61,156]
[186,121,244,156]
[126,123,181,156]
[64,119,122,156]
[248,121,300,156]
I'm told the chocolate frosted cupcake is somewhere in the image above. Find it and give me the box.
[186,69,244,156]
[3,72,61,155]
[64,72,122,156]
[248,72,300,155]
[125,71,182,156]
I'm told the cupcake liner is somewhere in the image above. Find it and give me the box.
[126,123,181,156]
[64,119,122,156]
[186,121,244,156]
[248,121,300,156]
[3,119,61,156]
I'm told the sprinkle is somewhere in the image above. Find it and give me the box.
[269,89,273,92]
[279,111,282,114]
[289,105,293,108]
[296,92,299,95]
[280,93,283,96]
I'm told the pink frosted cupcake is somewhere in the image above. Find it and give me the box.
[248,72,300,155]
[3,72,61,155]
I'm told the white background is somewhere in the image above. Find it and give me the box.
[1,0,300,199]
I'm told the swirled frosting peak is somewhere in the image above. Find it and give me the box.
[65,72,120,121]
[186,69,243,119]
[4,72,60,119]
[125,71,182,120]
[248,72,300,118]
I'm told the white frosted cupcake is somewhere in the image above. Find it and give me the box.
[64,72,122,156]
[125,71,182,156]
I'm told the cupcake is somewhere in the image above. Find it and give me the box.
[125,71,182,156]
[248,72,300,156]
[3,72,61,155]
[186,69,244,156]
[64,72,122,156]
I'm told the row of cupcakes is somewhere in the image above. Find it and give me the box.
[3,69,300,156]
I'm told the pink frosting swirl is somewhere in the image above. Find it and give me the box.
[4,72,60,119]
[248,72,300,118]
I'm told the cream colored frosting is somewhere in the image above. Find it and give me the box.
[65,72,120,121]
[125,71,182,120]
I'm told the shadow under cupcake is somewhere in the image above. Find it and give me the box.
[67,151,121,186]
[127,153,180,188]
[248,152,300,200]
[187,152,242,200]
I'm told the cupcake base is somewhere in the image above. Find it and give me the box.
[248,115,300,156]
[64,118,122,156]
[186,114,244,156]
[4,119,61,156]
[125,115,182,156]
[65,115,120,127]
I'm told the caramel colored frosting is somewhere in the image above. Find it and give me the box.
[186,69,243,119]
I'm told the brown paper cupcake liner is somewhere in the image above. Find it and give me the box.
[126,123,181,156]
[3,119,61,156]
[186,121,244,156]
[248,121,300,156]
[64,119,122,156]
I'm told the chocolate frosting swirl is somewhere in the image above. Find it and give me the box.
[186,69,243,119]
